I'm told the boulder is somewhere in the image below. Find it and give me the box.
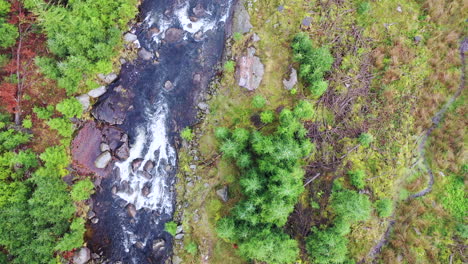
[124,33,138,42]
[92,85,134,125]
[76,94,90,111]
[143,160,155,172]
[174,233,184,240]
[152,238,165,253]
[164,80,174,91]
[100,143,110,152]
[232,0,252,34]
[98,73,118,84]
[283,68,298,90]
[126,203,137,218]
[88,86,107,98]
[216,186,229,202]
[142,185,150,197]
[73,247,91,264]
[251,33,260,43]
[115,142,130,160]
[164,28,184,43]
[132,158,144,172]
[236,52,265,91]
[138,48,153,60]
[197,102,209,111]
[94,151,112,169]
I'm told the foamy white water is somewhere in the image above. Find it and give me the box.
[115,99,176,212]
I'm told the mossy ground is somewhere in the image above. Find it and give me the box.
[173,0,466,263]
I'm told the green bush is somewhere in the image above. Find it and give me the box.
[260,110,274,124]
[331,188,371,223]
[55,217,86,251]
[70,179,94,201]
[22,117,33,129]
[164,221,177,236]
[181,127,194,141]
[48,118,74,138]
[375,198,393,218]
[251,95,267,109]
[214,127,230,140]
[56,98,83,118]
[306,227,348,264]
[224,60,235,73]
[348,170,366,189]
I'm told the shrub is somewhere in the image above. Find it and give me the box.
[214,127,230,140]
[358,133,373,147]
[260,110,274,124]
[22,117,32,129]
[70,179,94,201]
[47,118,74,138]
[33,105,54,120]
[251,95,266,109]
[233,32,242,42]
[224,60,235,73]
[164,221,177,236]
[186,241,198,255]
[331,188,371,223]
[180,127,194,141]
[348,170,366,189]
[306,228,348,264]
[293,100,315,120]
[375,198,393,218]
[56,98,83,118]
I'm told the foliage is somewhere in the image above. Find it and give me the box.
[70,179,94,201]
[56,97,83,118]
[358,133,373,147]
[0,128,31,152]
[27,0,138,94]
[0,22,18,48]
[375,198,393,218]
[47,117,74,138]
[216,103,314,263]
[292,33,333,96]
[22,117,32,129]
[260,110,274,124]
[181,127,194,141]
[214,127,230,140]
[439,175,467,221]
[224,60,235,73]
[33,105,54,119]
[233,32,242,42]
[348,170,366,189]
[331,188,371,223]
[165,221,177,236]
[251,95,266,109]
[55,217,86,251]
[357,1,371,15]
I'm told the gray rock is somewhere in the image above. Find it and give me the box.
[216,186,229,202]
[283,68,298,90]
[87,210,96,219]
[194,30,203,41]
[144,160,154,172]
[92,85,134,125]
[124,33,138,42]
[174,233,184,240]
[100,143,110,152]
[190,165,197,170]
[76,94,90,111]
[138,48,153,60]
[73,247,91,264]
[153,239,165,252]
[251,33,260,42]
[396,5,402,12]
[197,102,209,111]
[236,53,265,91]
[91,218,99,224]
[88,86,107,98]
[176,225,183,234]
[165,28,184,43]
[132,158,144,172]
[126,203,137,218]
[232,1,252,34]
[193,3,206,17]
[173,256,183,264]
[141,185,150,197]
[302,17,312,27]
[115,142,130,160]
[94,151,112,169]
[98,73,118,84]
[414,35,422,43]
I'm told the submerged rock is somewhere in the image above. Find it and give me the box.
[144,160,155,172]
[73,247,91,264]
[164,80,174,91]
[94,151,112,169]
[165,28,184,43]
[132,158,144,172]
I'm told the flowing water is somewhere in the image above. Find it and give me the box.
[88,1,234,263]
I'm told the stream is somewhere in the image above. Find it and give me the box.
[87,1,234,263]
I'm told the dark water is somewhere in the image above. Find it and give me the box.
[88,1,234,263]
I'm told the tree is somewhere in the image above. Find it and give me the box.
[251,95,266,109]
[306,227,348,264]
[331,189,371,223]
[260,110,274,124]
[70,179,94,201]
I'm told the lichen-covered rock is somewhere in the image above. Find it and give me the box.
[73,247,91,264]
[232,0,252,34]
[283,68,298,90]
[236,51,264,91]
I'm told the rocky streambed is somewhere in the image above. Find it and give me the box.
[70,0,235,263]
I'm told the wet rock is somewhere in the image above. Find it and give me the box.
[302,17,312,27]
[144,160,154,172]
[98,73,118,84]
[193,73,201,83]
[197,102,209,111]
[73,247,91,264]
[216,186,229,202]
[232,0,252,34]
[175,233,184,240]
[111,185,117,194]
[135,241,144,249]
[94,151,112,169]
[283,68,298,90]
[138,48,154,60]
[132,158,144,172]
[91,218,99,224]
[87,210,96,219]
[142,171,153,179]
[124,33,138,42]
[153,239,165,252]
[126,203,137,218]
[193,3,206,17]
[92,85,134,125]
[141,185,150,197]
[115,141,130,160]
[236,52,265,91]
[148,27,160,36]
[119,180,130,193]
[76,94,90,111]
[165,165,172,172]
[193,30,203,41]
[165,28,184,43]
[164,80,174,91]
[100,143,110,152]
[88,86,107,98]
